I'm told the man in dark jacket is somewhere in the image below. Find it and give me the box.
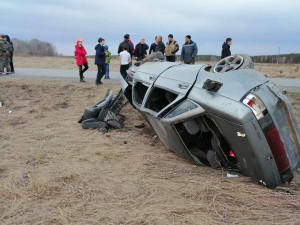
[149,36,157,54]
[5,35,14,73]
[118,34,134,57]
[180,35,198,64]
[134,38,149,61]
[221,37,232,59]
[95,38,106,85]
[155,35,165,55]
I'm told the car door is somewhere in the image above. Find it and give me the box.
[140,64,206,117]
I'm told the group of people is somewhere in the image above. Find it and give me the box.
[0,34,14,75]
[74,33,233,84]
[74,38,112,84]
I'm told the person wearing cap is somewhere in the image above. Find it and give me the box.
[134,38,149,61]
[95,38,106,85]
[165,34,179,62]
[118,34,134,57]
[180,35,198,64]
[74,38,88,82]
[104,45,112,79]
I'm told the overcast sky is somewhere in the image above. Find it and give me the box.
[1,0,300,56]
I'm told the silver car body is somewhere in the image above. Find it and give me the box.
[122,61,300,188]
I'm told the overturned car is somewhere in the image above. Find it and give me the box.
[121,54,300,189]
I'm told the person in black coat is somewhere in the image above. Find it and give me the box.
[118,34,134,57]
[134,38,149,61]
[95,38,106,85]
[149,36,157,54]
[221,37,232,59]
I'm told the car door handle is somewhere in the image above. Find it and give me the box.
[178,83,189,89]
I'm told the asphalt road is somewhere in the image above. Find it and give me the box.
[2,67,300,92]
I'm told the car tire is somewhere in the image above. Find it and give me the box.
[206,150,220,169]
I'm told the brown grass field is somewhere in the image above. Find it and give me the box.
[13,56,300,78]
[0,77,299,224]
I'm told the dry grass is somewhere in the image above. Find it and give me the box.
[0,78,299,224]
[13,56,300,78]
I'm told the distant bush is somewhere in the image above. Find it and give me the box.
[13,38,58,56]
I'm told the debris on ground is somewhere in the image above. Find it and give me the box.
[226,173,239,178]
[78,89,127,132]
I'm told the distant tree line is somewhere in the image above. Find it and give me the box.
[252,54,300,64]
[12,38,58,56]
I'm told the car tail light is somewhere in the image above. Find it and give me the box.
[264,126,290,173]
[243,93,292,182]
[242,94,267,120]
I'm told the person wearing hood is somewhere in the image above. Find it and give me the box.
[74,38,88,82]
[221,38,232,59]
[5,35,14,73]
[104,45,112,79]
[95,38,106,85]
[180,35,198,64]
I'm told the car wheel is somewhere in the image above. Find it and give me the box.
[213,54,253,73]
[206,150,220,169]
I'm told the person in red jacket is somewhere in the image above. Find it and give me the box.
[75,38,88,82]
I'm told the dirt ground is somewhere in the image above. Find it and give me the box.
[13,56,300,79]
[0,79,300,225]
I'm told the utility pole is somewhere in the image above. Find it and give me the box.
[277,46,280,64]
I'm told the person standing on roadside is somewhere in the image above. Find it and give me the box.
[5,35,14,73]
[165,34,179,62]
[149,36,158,54]
[127,34,135,56]
[180,35,198,64]
[155,35,165,55]
[0,35,11,75]
[0,35,12,74]
[104,45,112,79]
[135,38,149,61]
[95,38,106,85]
[221,37,232,59]
[74,38,88,82]
[119,47,131,80]
[118,34,134,57]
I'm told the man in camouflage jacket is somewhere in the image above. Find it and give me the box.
[0,35,12,74]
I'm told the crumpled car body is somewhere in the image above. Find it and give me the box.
[121,59,300,189]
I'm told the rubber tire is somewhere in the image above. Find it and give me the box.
[206,150,220,169]
[237,54,254,70]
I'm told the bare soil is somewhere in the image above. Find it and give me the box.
[13,56,300,78]
[0,78,299,225]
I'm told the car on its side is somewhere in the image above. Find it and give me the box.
[121,54,300,188]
